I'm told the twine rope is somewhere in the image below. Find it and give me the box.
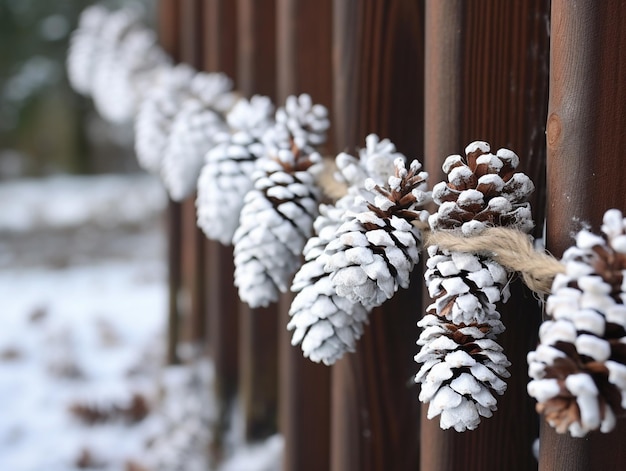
[424,227,565,295]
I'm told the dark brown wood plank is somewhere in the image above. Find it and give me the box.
[236,0,279,443]
[158,0,182,365]
[420,1,549,470]
[200,0,241,458]
[331,2,424,470]
[178,0,207,345]
[237,0,276,99]
[203,0,238,76]
[423,0,463,182]
[276,1,333,470]
[543,1,626,469]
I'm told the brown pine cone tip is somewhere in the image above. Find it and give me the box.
[430,141,534,235]
[364,159,429,222]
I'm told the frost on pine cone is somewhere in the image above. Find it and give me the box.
[415,141,535,432]
[90,6,170,124]
[196,96,275,244]
[233,148,322,308]
[288,134,402,365]
[159,73,236,201]
[527,209,626,437]
[67,5,110,96]
[134,65,235,201]
[324,158,430,308]
[135,64,195,174]
[233,94,329,308]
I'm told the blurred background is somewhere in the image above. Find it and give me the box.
[0,1,175,470]
[0,0,155,179]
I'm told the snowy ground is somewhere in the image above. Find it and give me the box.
[0,174,281,471]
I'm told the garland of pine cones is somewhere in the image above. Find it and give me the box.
[68,4,626,438]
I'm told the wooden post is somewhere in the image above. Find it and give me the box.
[420,1,549,470]
[236,0,280,443]
[543,1,626,469]
[330,2,424,470]
[201,0,241,458]
[275,0,333,469]
[178,0,207,346]
[158,0,182,365]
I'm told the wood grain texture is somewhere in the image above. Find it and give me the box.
[237,0,276,99]
[424,0,463,182]
[331,1,424,470]
[199,0,241,458]
[275,1,333,470]
[236,0,279,443]
[543,1,626,469]
[158,0,182,365]
[420,2,549,470]
[203,0,238,76]
[178,0,207,346]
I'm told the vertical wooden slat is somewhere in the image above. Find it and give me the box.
[420,1,549,470]
[275,1,333,469]
[201,0,241,458]
[543,1,626,469]
[236,0,279,443]
[330,2,424,470]
[237,0,277,99]
[423,0,463,181]
[178,0,207,346]
[159,0,182,365]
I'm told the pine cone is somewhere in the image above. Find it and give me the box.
[161,100,227,201]
[88,7,145,123]
[324,158,430,308]
[527,209,626,437]
[275,94,330,149]
[429,141,534,236]
[415,141,535,431]
[67,5,110,96]
[232,95,328,308]
[288,134,407,364]
[135,64,196,174]
[134,66,233,187]
[196,96,274,244]
[92,25,170,124]
[233,150,321,308]
[333,134,405,189]
[158,72,235,201]
[288,201,370,364]
[416,310,509,431]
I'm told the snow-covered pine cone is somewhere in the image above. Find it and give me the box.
[429,141,534,236]
[196,96,274,244]
[527,209,626,437]
[323,158,430,308]
[288,200,370,364]
[88,7,146,123]
[66,5,110,96]
[158,73,236,201]
[415,141,535,432]
[161,100,228,202]
[233,147,322,308]
[92,26,170,124]
[275,94,330,150]
[288,134,408,364]
[232,95,329,308]
[134,64,196,174]
[134,65,234,187]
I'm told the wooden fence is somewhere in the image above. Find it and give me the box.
[158,1,626,470]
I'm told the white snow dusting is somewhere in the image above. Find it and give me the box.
[0,174,282,470]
